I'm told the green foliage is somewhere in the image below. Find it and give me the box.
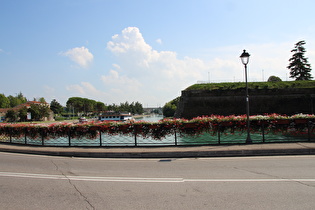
[50,99,64,115]
[28,104,50,121]
[5,109,18,122]
[0,92,27,108]
[0,94,10,108]
[287,40,312,80]
[0,92,52,122]
[7,95,21,107]
[17,92,27,103]
[163,103,176,117]
[163,97,180,117]
[39,97,47,103]
[185,80,315,91]
[66,97,98,114]
[95,101,107,112]
[267,76,282,82]
[18,107,28,122]
[107,101,143,114]
[66,97,143,115]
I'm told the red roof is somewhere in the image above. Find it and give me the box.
[0,101,49,113]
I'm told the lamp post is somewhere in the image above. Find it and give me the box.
[240,50,252,144]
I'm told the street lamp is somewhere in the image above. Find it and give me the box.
[240,50,252,144]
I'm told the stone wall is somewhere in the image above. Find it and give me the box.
[174,88,315,119]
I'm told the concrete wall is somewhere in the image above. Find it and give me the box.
[174,88,315,119]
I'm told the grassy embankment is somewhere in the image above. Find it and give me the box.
[185,80,315,91]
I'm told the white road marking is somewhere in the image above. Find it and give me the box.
[0,172,315,183]
[0,172,183,182]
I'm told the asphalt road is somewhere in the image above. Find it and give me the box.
[1,152,315,210]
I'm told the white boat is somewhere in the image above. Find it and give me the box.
[98,112,133,122]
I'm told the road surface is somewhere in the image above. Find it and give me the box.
[0,152,315,209]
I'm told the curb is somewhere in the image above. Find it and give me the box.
[1,144,315,158]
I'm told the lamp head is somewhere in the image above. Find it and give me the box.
[240,49,250,65]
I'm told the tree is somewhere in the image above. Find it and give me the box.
[267,76,282,82]
[16,92,27,104]
[39,97,47,103]
[66,97,84,114]
[66,97,99,115]
[50,99,63,115]
[134,102,143,114]
[7,92,27,108]
[5,109,18,122]
[84,98,96,114]
[0,94,10,108]
[95,101,107,112]
[18,107,28,122]
[163,97,180,117]
[28,104,40,121]
[163,103,176,117]
[28,104,50,121]
[7,95,22,107]
[287,40,312,80]
[107,104,118,112]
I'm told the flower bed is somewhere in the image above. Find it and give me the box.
[0,114,314,141]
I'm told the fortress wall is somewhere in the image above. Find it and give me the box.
[175,88,315,119]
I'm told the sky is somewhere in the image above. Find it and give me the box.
[1,0,315,107]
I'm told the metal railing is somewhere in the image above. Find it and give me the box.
[0,120,314,147]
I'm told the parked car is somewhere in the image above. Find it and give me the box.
[79,117,88,123]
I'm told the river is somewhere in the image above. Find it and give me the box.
[135,115,163,122]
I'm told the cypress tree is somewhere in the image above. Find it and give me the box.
[287,40,312,80]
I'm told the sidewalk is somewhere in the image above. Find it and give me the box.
[1,142,315,158]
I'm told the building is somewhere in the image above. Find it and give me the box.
[0,101,54,122]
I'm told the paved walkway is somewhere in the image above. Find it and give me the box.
[0,142,315,158]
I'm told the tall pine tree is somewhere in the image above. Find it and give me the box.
[287,40,312,80]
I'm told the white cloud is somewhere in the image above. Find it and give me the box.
[65,28,315,106]
[60,46,93,68]
[62,27,183,105]
[66,82,110,102]
[67,82,101,95]
[66,84,86,95]
[103,27,209,105]
[156,39,162,44]
[112,63,121,70]
[107,27,151,55]
[101,70,142,90]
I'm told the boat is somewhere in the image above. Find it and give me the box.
[98,112,133,122]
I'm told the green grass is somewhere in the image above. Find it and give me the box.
[185,80,315,91]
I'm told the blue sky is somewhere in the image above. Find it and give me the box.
[1,0,315,107]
